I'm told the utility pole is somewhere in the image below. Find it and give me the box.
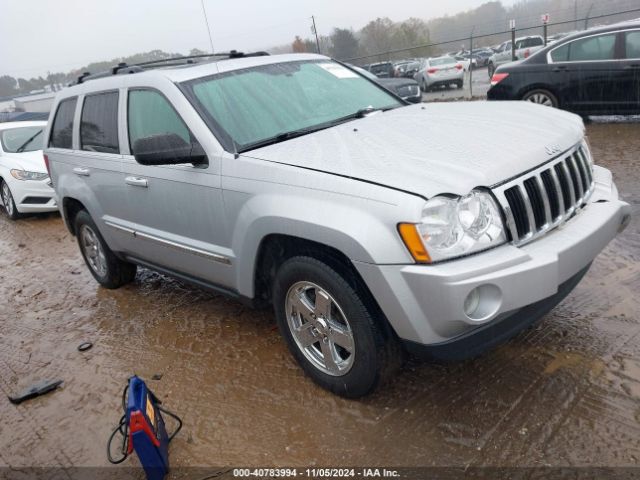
[311,16,321,54]
[200,0,215,53]
[584,3,594,29]
[510,19,516,61]
[469,33,473,97]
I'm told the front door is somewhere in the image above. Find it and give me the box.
[119,88,232,289]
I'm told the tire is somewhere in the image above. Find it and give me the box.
[522,89,558,108]
[1,179,22,220]
[74,210,137,289]
[488,63,495,79]
[456,80,464,89]
[272,256,403,398]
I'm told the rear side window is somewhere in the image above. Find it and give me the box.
[568,34,617,61]
[49,97,77,149]
[625,31,640,59]
[128,90,190,154]
[80,91,120,154]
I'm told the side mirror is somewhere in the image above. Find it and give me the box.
[132,133,207,166]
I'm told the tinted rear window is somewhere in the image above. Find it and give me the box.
[517,37,543,48]
[80,91,120,154]
[430,57,456,66]
[49,97,77,149]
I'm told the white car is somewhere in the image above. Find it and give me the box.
[414,56,464,91]
[0,121,57,220]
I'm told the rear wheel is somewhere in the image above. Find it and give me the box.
[1,179,21,220]
[456,80,464,89]
[273,256,403,398]
[74,210,137,289]
[522,89,558,108]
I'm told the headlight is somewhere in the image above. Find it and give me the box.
[399,190,507,263]
[10,169,49,181]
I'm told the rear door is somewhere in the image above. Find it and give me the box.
[552,31,622,113]
[620,29,640,113]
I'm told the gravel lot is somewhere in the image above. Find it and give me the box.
[0,119,638,476]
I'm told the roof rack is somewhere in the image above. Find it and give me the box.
[74,50,270,84]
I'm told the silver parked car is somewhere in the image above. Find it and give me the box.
[45,52,630,398]
[414,56,464,91]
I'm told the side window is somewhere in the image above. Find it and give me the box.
[128,90,190,154]
[625,31,640,59]
[551,43,570,62]
[80,91,120,154]
[49,97,77,149]
[568,34,617,61]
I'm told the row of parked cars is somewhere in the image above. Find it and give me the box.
[1,25,635,396]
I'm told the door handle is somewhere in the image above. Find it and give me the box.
[552,66,567,72]
[125,176,148,188]
[73,167,90,176]
[623,64,640,70]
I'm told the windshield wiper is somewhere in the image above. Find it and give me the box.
[237,105,399,153]
[16,130,42,153]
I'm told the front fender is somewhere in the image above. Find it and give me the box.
[228,190,416,298]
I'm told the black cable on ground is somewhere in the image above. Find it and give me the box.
[106,381,183,464]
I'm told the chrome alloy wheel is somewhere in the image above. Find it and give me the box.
[285,281,355,376]
[2,182,14,217]
[80,225,107,277]
[525,92,554,106]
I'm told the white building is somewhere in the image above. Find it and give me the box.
[13,91,56,113]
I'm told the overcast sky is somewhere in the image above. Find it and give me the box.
[0,0,514,78]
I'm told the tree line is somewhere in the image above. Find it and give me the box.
[2,0,638,97]
[282,0,639,63]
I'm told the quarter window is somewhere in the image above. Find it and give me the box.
[625,31,640,59]
[49,97,77,149]
[80,91,120,154]
[128,90,190,154]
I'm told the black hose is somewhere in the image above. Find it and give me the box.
[107,415,129,464]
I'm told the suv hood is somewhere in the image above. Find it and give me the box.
[2,150,47,173]
[244,101,584,198]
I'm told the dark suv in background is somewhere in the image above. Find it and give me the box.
[488,22,640,115]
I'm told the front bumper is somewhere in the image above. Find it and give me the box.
[8,177,57,213]
[354,169,630,349]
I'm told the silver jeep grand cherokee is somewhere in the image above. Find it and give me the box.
[44,52,631,398]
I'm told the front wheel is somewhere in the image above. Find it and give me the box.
[1,179,22,220]
[272,256,403,398]
[74,210,137,289]
[522,89,558,108]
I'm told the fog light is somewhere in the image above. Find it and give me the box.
[619,212,631,233]
[464,288,480,317]
[463,284,502,322]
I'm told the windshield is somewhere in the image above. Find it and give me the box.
[182,60,401,152]
[0,126,44,153]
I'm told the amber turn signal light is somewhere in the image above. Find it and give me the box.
[398,223,431,263]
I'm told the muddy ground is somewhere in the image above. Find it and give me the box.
[0,121,639,476]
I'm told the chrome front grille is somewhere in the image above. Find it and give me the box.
[493,142,594,246]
